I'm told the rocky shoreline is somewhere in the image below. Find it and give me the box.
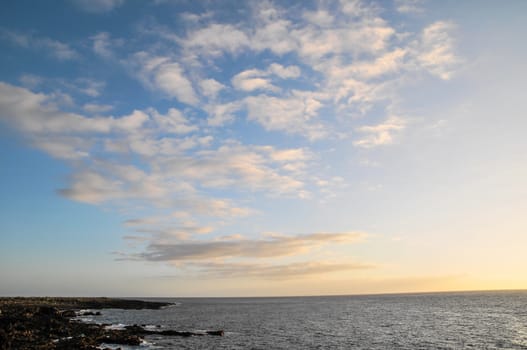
[0,297,224,349]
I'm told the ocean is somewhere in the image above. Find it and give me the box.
[81,291,527,349]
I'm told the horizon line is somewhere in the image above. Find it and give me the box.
[3,288,526,300]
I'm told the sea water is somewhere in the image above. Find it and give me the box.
[85,291,527,349]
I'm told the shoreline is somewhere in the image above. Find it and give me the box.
[0,297,223,350]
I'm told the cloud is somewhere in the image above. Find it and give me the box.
[154,141,310,196]
[91,32,123,58]
[19,75,105,98]
[148,108,197,134]
[303,9,335,28]
[231,63,301,92]
[415,21,459,80]
[181,23,250,57]
[159,0,444,142]
[232,70,278,92]
[342,48,407,80]
[204,101,241,127]
[0,82,147,135]
[244,93,326,140]
[0,1,464,281]
[129,1,458,143]
[70,78,106,97]
[186,260,373,280]
[353,116,406,148]
[83,103,114,113]
[19,74,43,89]
[32,136,92,160]
[1,29,78,60]
[72,0,125,13]
[199,78,225,99]
[132,232,364,262]
[133,52,198,105]
[267,63,301,79]
[0,82,318,223]
[127,224,215,242]
[395,0,425,14]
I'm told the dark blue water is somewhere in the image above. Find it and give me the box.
[82,291,527,349]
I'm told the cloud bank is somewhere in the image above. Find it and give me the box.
[0,0,460,280]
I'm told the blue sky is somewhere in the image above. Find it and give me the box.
[1,0,526,297]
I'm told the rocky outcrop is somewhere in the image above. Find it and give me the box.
[0,297,223,350]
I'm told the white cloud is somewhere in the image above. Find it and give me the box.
[267,63,301,79]
[244,93,326,140]
[42,39,78,60]
[148,108,197,134]
[267,148,310,162]
[72,0,125,13]
[0,83,145,135]
[181,23,250,57]
[231,69,278,92]
[0,82,320,229]
[1,30,78,60]
[345,48,407,79]
[133,52,198,105]
[188,260,373,279]
[231,63,301,92]
[19,74,43,89]
[204,101,241,127]
[303,9,335,28]
[154,142,310,196]
[252,18,297,55]
[199,78,225,99]
[132,232,364,261]
[0,1,465,280]
[48,78,106,98]
[91,32,123,58]
[58,161,175,204]
[395,0,425,14]
[155,63,198,105]
[129,1,458,146]
[353,116,407,148]
[83,103,114,113]
[32,136,92,160]
[293,19,395,63]
[415,21,458,80]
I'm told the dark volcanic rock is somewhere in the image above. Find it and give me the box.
[79,311,102,316]
[0,297,169,350]
[0,297,223,349]
[207,330,225,336]
[98,331,142,345]
[60,310,76,318]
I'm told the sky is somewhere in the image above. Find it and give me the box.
[0,0,526,297]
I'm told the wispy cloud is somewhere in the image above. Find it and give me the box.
[1,29,78,60]
[395,0,425,14]
[244,93,326,140]
[231,63,300,92]
[132,52,199,105]
[0,81,321,242]
[128,232,364,262]
[353,116,407,148]
[83,103,114,114]
[124,1,459,142]
[91,32,123,58]
[184,260,374,280]
[415,21,459,80]
[72,0,125,13]
[0,0,462,281]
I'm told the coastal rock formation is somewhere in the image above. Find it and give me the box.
[0,297,223,350]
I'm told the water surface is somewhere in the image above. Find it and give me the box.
[86,291,527,349]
